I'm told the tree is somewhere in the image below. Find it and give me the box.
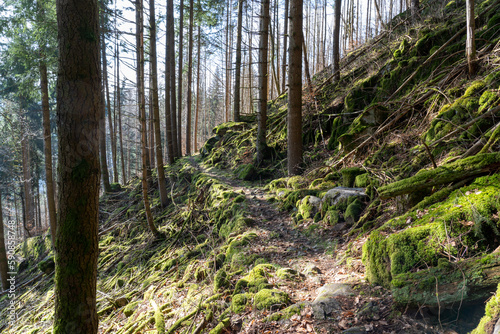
[255,0,270,166]
[333,0,341,82]
[136,0,160,236]
[167,0,178,160]
[177,0,184,157]
[186,0,194,155]
[53,0,101,331]
[233,0,244,123]
[165,0,175,164]
[288,0,303,175]
[411,0,419,20]
[150,0,169,207]
[99,28,112,193]
[281,0,289,92]
[37,0,57,246]
[466,0,477,76]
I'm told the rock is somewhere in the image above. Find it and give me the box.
[357,301,380,320]
[303,264,322,276]
[312,283,353,319]
[297,196,321,220]
[322,187,367,208]
[276,268,301,280]
[114,296,129,308]
[253,289,290,310]
[494,317,500,334]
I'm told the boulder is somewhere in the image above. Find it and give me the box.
[312,283,353,319]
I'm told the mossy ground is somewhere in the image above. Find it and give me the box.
[3,1,500,333]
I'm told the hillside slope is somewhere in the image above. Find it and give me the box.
[1,0,500,333]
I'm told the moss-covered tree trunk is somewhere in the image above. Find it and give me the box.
[466,0,477,76]
[287,0,303,176]
[54,0,101,332]
[186,0,194,155]
[233,0,244,123]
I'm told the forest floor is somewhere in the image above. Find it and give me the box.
[188,157,446,334]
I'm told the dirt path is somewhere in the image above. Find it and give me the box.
[187,158,444,334]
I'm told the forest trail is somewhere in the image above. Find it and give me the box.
[186,156,435,334]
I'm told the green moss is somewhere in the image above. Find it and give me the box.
[214,269,229,292]
[341,167,364,187]
[364,173,500,287]
[276,268,300,281]
[123,301,140,317]
[234,163,257,180]
[253,289,290,310]
[208,318,230,334]
[297,196,319,220]
[264,303,305,322]
[471,283,500,333]
[234,263,275,294]
[354,173,371,188]
[344,199,364,224]
[287,175,307,189]
[225,232,258,260]
[325,209,340,226]
[154,309,166,334]
[231,293,252,313]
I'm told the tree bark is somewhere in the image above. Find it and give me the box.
[136,0,159,236]
[102,38,118,184]
[150,0,169,207]
[186,0,194,155]
[37,0,57,246]
[288,0,303,176]
[194,22,201,152]
[255,0,270,166]
[165,0,175,164]
[333,0,341,82]
[54,0,100,331]
[466,0,477,76]
[177,0,184,156]
[167,0,178,159]
[0,192,9,291]
[233,0,244,123]
[282,0,289,93]
[116,47,127,185]
[99,26,112,193]
[20,113,34,234]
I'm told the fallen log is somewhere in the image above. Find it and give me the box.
[378,153,500,199]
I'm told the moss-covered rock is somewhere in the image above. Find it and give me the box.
[231,293,253,313]
[264,303,305,322]
[234,263,275,294]
[123,301,140,317]
[276,268,301,281]
[344,198,364,224]
[297,195,321,220]
[364,173,500,287]
[214,269,229,292]
[234,163,257,180]
[253,289,289,310]
[340,167,364,187]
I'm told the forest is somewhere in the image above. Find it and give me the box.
[0,0,500,332]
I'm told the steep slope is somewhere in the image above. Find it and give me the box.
[1,0,500,333]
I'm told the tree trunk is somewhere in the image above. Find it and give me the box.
[167,0,178,159]
[282,0,289,93]
[255,0,270,166]
[54,0,100,331]
[194,22,201,152]
[164,0,175,164]
[102,39,118,184]
[288,0,303,176]
[301,39,313,95]
[333,0,341,82]
[0,192,9,291]
[466,0,477,76]
[136,0,159,236]
[233,0,244,122]
[40,61,57,245]
[99,31,112,193]
[116,47,127,185]
[37,0,57,246]
[186,0,194,155]
[177,0,184,156]
[20,113,34,234]
[150,0,169,207]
